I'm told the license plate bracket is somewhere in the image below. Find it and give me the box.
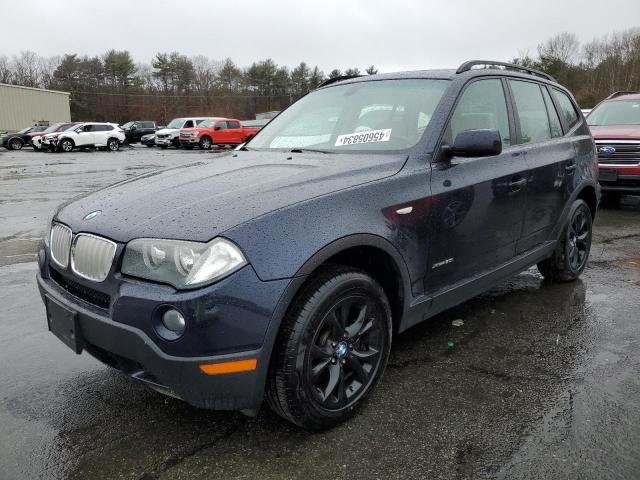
[46,296,83,354]
[598,168,618,182]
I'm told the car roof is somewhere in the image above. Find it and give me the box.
[320,62,563,90]
[608,93,640,101]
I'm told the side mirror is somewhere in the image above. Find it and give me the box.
[214,126,222,131]
[448,129,502,158]
[75,128,83,133]
[131,125,137,130]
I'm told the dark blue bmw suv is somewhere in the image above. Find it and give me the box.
[37,61,598,430]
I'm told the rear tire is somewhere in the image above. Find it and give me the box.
[537,199,592,282]
[107,138,120,151]
[266,266,392,430]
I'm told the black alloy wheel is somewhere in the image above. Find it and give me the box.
[566,206,590,273]
[267,266,392,430]
[538,199,592,282]
[306,295,385,411]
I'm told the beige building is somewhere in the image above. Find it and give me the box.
[0,83,70,132]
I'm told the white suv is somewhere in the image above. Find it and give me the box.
[155,117,210,148]
[54,123,126,152]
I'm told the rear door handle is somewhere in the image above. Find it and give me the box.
[508,178,527,191]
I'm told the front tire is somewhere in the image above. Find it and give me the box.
[266,266,392,430]
[199,136,212,150]
[9,138,23,150]
[59,139,74,152]
[538,199,592,282]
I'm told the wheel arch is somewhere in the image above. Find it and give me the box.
[292,234,411,333]
[576,184,598,220]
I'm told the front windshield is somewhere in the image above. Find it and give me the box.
[588,100,640,126]
[197,119,214,128]
[121,121,134,129]
[17,127,32,134]
[42,123,62,134]
[248,79,449,152]
[166,118,185,129]
[63,123,79,131]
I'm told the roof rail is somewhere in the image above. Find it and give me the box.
[605,91,640,100]
[318,75,362,88]
[456,60,556,82]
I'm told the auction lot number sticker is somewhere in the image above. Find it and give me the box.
[335,129,392,147]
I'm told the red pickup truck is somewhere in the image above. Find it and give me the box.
[179,118,261,149]
[587,91,640,204]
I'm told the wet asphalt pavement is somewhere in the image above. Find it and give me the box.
[1,147,639,480]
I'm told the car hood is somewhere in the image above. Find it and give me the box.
[56,151,408,243]
[590,124,640,140]
[155,128,179,135]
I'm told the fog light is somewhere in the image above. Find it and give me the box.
[162,309,185,333]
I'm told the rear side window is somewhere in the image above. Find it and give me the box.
[100,125,114,131]
[227,121,240,128]
[541,87,563,137]
[552,89,580,128]
[449,79,511,147]
[142,122,154,128]
[509,80,552,144]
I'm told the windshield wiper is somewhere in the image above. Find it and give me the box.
[290,148,330,154]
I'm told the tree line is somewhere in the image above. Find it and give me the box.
[513,28,640,107]
[0,51,377,123]
[0,27,638,123]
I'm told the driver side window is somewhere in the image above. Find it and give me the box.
[448,79,511,147]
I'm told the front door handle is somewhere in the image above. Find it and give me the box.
[508,178,527,191]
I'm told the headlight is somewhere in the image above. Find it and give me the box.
[121,237,247,289]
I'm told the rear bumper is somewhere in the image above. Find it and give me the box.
[37,271,273,410]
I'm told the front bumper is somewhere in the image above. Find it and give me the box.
[154,137,174,146]
[598,166,640,195]
[179,137,199,146]
[37,243,293,410]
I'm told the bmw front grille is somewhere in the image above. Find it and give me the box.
[50,223,72,268]
[50,223,116,282]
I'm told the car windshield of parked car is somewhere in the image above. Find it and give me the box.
[121,121,134,129]
[248,79,449,152]
[198,119,214,128]
[40,123,62,134]
[587,100,640,126]
[17,127,32,134]
[166,118,185,129]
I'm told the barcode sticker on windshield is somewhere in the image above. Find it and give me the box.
[335,129,392,147]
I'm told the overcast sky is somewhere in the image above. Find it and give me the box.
[2,0,639,72]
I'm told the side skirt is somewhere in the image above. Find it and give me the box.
[398,240,556,332]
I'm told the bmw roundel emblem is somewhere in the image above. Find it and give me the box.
[599,146,616,155]
[83,210,102,220]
